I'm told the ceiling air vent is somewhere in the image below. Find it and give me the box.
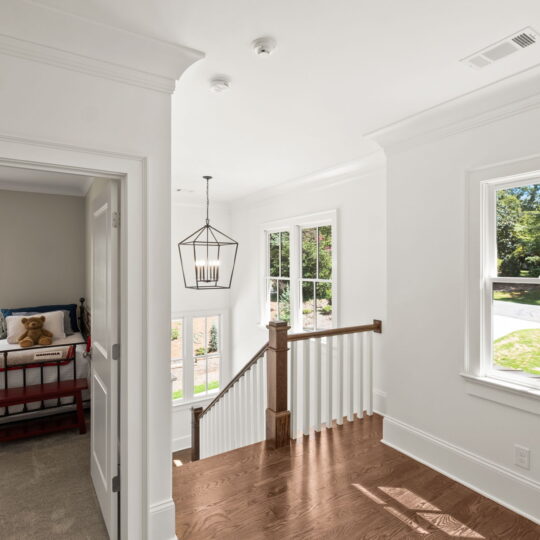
[461,27,538,69]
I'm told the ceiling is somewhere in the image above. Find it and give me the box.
[31,0,540,201]
[0,165,94,197]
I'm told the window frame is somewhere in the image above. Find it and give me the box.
[171,309,228,405]
[466,163,540,398]
[260,210,338,333]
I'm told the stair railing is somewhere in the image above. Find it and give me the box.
[192,319,382,461]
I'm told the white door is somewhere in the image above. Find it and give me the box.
[91,181,119,539]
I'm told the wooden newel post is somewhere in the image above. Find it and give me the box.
[266,321,291,449]
[191,406,203,462]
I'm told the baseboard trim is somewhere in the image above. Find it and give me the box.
[172,434,191,453]
[148,498,176,540]
[382,415,540,525]
[373,389,387,415]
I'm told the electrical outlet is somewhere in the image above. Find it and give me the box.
[514,445,530,470]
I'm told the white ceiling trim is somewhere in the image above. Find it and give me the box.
[367,64,540,154]
[0,0,203,94]
[231,150,386,209]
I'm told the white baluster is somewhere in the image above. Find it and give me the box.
[356,333,364,419]
[366,331,373,416]
[336,335,344,425]
[348,334,354,422]
[245,368,253,445]
[302,340,311,435]
[225,390,232,453]
[259,353,268,441]
[290,341,298,439]
[253,359,260,442]
[314,338,322,432]
[327,336,333,429]
[206,409,213,458]
[238,375,245,448]
[200,414,206,459]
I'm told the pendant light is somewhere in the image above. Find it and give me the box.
[178,176,238,289]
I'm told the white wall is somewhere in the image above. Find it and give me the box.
[228,163,387,407]
[0,189,85,308]
[375,75,540,523]
[0,2,201,538]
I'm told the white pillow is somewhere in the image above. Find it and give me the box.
[5,311,66,345]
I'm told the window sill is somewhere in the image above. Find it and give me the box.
[172,391,218,411]
[461,373,540,415]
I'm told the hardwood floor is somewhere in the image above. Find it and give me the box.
[173,414,540,539]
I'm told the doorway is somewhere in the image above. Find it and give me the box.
[0,165,120,538]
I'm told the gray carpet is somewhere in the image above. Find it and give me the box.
[0,415,108,540]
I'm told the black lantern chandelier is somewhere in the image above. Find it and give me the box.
[178,176,238,290]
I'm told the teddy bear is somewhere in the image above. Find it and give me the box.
[18,316,54,348]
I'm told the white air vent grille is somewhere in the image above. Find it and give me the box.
[461,27,538,69]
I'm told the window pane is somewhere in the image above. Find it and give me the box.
[302,228,317,278]
[269,232,280,277]
[280,231,290,277]
[194,357,207,395]
[269,279,278,321]
[318,225,332,280]
[316,282,333,330]
[278,280,290,323]
[302,281,315,330]
[171,359,183,400]
[192,316,206,356]
[206,316,220,354]
[496,183,540,278]
[171,319,183,360]
[492,283,540,375]
[208,355,220,393]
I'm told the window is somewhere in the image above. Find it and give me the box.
[171,313,223,402]
[480,178,540,388]
[301,225,333,331]
[263,211,336,332]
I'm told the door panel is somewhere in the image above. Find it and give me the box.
[90,181,119,539]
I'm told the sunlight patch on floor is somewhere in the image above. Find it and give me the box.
[352,483,484,539]
[173,459,183,467]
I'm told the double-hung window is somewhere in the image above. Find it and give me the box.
[468,171,540,392]
[171,313,223,402]
[263,211,337,332]
[484,179,540,386]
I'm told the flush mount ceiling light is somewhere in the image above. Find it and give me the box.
[252,36,276,56]
[178,176,238,290]
[209,78,231,93]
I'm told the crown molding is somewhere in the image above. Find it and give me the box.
[0,0,203,94]
[366,64,540,155]
[231,150,386,210]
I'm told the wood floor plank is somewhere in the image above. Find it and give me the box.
[173,414,540,539]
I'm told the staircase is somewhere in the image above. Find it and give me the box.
[191,319,382,461]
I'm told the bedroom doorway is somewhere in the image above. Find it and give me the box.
[0,165,121,539]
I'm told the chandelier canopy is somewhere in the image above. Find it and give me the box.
[178,176,238,290]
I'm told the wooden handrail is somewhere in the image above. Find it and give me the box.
[287,320,382,342]
[200,341,269,419]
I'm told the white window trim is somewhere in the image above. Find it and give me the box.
[171,308,229,407]
[259,210,338,333]
[465,156,540,414]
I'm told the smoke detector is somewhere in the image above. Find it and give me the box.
[461,27,538,69]
[252,37,276,56]
[209,78,231,93]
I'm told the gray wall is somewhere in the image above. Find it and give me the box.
[0,189,85,309]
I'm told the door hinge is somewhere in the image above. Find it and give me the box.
[112,474,120,493]
[112,343,120,360]
[112,211,120,228]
